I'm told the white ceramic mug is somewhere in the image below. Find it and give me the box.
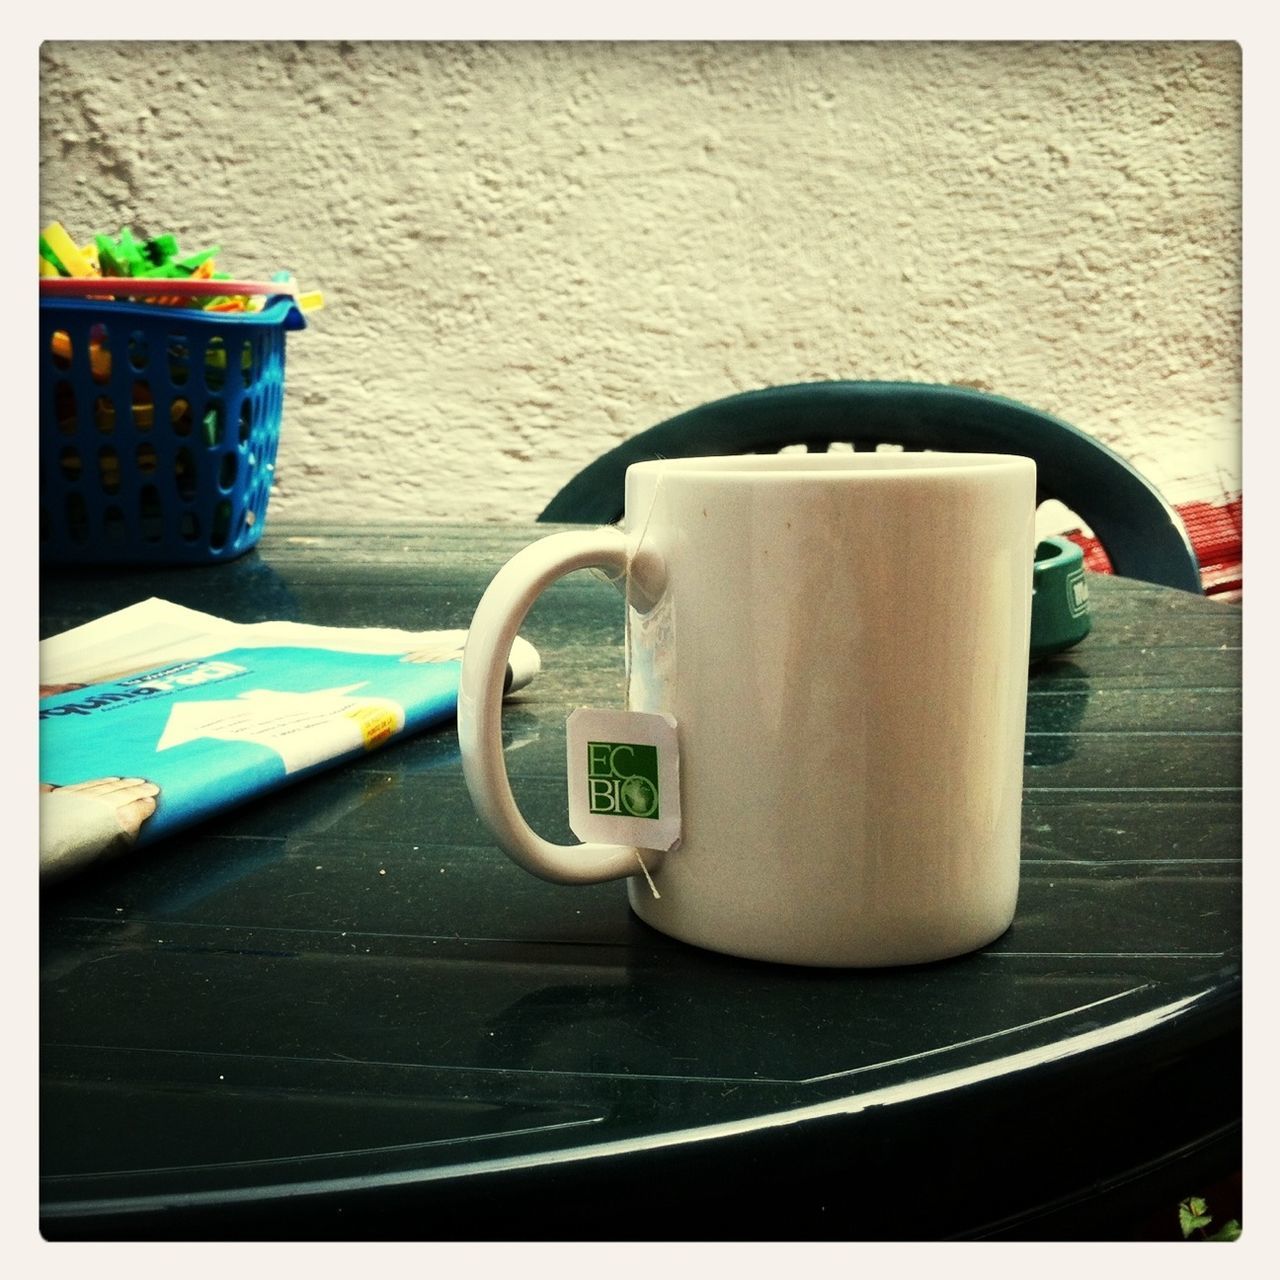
[458,453,1035,967]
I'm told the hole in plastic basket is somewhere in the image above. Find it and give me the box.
[171,398,193,436]
[203,403,224,447]
[180,511,200,542]
[238,399,253,444]
[168,337,189,386]
[136,442,159,476]
[66,492,89,544]
[98,445,120,495]
[104,506,126,545]
[210,499,232,550]
[89,324,112,384]
[128,331,148,369]
[132,381,154,430]
[59,446,81,482]
[206,337,227,392]
[175,448,197,501]
[54,381,77,435]
[51,330,73,371]
[140,485,163,542]
[94,395,116,434]
[218,452,238,491]
[241,340,255,387]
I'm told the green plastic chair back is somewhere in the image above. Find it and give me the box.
[539,381,1202,594]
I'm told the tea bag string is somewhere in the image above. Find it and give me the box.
[622,466,663,713]
[622,469,663,897]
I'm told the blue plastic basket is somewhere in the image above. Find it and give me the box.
[40,294,306,564]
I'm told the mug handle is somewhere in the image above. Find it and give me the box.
[458,527,664,885]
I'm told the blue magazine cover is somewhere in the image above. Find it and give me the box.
[39,600,539,880]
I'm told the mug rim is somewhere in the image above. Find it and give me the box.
[627,452,1034,479]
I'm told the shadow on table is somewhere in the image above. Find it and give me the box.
[1025,659,1092,766]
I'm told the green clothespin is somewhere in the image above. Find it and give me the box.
[201,406,221,446]
[38,239,65,274]
[176,247,220,275]
[116,227,146,276]
[137,261,184,279]
[145,233,180,265]
[95,234,127,277]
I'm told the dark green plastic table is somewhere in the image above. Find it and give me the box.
[39,524,1242,1241]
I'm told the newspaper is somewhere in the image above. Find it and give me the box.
[38,598,539,882]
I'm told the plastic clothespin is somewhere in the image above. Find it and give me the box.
[137,261,184,279]
[39,222,95,277]
[115,228,146,276]
[145,233,180,265]
[50,331,111,381]
[270,268,322,311]
[177,247,220,275]
[95,234,127,277]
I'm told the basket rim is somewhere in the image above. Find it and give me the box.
[39,294,306,329]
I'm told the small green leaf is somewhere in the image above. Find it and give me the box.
[1179,1197,1213,1237]
[1208,1219,1241,1242]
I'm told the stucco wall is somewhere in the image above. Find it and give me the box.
[39,40,1241,528]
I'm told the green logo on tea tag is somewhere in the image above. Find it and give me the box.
[588,741,660,818]
[567,709,680,851]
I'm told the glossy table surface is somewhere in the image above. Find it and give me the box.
[39,524,1242,1241]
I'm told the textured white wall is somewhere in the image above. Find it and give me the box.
[39,40,1241,527]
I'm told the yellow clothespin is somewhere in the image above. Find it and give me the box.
[40,222,95,277]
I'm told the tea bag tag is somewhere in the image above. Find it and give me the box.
[566,708,681,852]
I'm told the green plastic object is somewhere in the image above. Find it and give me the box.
[137,261,184,278]
[38,236,63,272]
[1030,536,1092,658]
[145,233,179,263]
[540,381,1202,594]
[115,226,146,275]
[176,247,220,273]
[94,233,129,276]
